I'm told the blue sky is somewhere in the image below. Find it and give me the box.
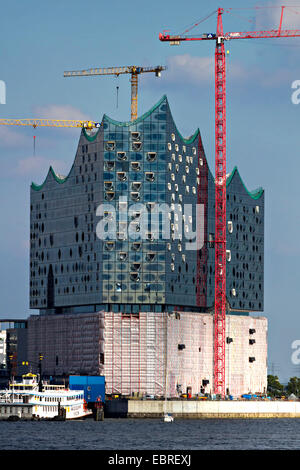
[1,0,300,382]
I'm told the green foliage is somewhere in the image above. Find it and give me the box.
[267,375,284,397]
[286,377,300,397]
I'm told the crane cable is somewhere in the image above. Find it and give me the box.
[179,9,218,36]
[178,6,300,37]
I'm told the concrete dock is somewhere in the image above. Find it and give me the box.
[105,399,300,419]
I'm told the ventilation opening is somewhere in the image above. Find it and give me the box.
[130,272,140,282]
[146,232,154,241]
[131,182,142,191]
[132,242,141,251]
[105,241,115,251]
[132,141,142,151]
[104,161,115,171]
[105,191,115,201]
[131,192,140,202]
[146,202,155,211]
[147,152,157,162]
[146,172,155,182]
[105,141,115,151]
[131,263,141,271]
[119,252,127,261]
[145,252,156,262]
[131,211,141,220]
[104,181,114,190]
[131,131,140,140]
[117,151,127,161]
[131,162,141,171]
[117,172,127,181]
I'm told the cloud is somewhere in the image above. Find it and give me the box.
[268,2,300,29]
[160,51,293,90]
[0,126,30,148]
[166,54,214,83]
[32,104,92,121]
[13,155,68,178]
[0,104,91,150]
[253,2,300,29]
[146,53,248,90]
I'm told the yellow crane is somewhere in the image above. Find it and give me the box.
[64,65,166,121]
[0,119,101,156]
[0,118,101,129]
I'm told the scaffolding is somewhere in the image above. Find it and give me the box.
[104,312,166,396]
[27,311,267,397]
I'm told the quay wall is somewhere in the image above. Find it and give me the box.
[126,400,300,419]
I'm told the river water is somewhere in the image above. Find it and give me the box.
[0,418,300,450]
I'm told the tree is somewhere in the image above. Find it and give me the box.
[267,375,284,397]
[286,377,300,397]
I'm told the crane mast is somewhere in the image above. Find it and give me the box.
[159,5,300,397]
[214,9,226,397]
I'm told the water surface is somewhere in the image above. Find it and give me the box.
[0,418,300,450]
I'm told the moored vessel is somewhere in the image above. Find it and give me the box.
[0,373,92,420]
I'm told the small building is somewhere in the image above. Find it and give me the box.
[69,375,105,403]
[0,319,28,387]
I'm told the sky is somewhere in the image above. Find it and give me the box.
[1,0,300,383]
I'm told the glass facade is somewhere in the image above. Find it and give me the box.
[30,95,264,314]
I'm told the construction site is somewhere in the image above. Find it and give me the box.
[27,311,267,399]
[2,6,299,406]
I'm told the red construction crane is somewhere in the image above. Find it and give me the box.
[159,6,300,397]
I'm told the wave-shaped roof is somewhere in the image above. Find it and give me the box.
[226,166,264,200]
[31,95,264,200]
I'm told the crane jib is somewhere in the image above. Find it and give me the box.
[160,29,300,42]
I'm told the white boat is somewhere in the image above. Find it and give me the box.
[0,373,92,420]
[163,413,174,422]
